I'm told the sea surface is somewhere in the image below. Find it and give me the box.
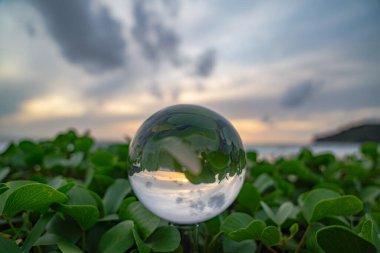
[0,141,361,159]
[247,142,361,160]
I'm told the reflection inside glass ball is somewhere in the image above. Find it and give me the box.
[128,104,246,224]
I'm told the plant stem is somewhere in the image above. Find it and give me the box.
[6,218,20,239]
[279,225,285,253]
[36,246,43,253]
[266,245,277,253]
[81,229,87,250]
[207,231,223,253]
[295,224,311,253]
[257,242,262,252]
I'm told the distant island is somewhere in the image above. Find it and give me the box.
[314,123,380,143]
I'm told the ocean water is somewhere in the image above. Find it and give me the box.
[0,141,361,158]
[249,143,361,160]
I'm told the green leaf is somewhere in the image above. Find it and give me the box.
[102,179,131,214]
[0,183,9,194]
[260,201,277,225]
[21,212,54,253]
[361,142,378,160]
[0,236,21,253]
[90,150,116,168]
[119,201,160,240]
[360,220,375,242]
[300,189,339,213]
[1,182,68,217]
[107,144,129,161]
[223,237,256,253]
[316,225,377,253]
[56,204,99,230]
[84,166,94,187]
[66,185,97,206]
[0,167,10,182]
[299,189,363,223]
[279,160,320,182]
[306,223,324,252]
[250,163,276,177]
[358,216,380,251]
[43,153,83,169]
[228,219,266,241]
[311,195,363,223]
[0,181,34,211]
[261,226,281,247]
[145,226,181,252]
[46,214,81,243]
[237,183,260,214]
[208,150,230,170]
[159,137,201,175]
[57,182,75,194]
[118,196,137,215]
[34,233,59,246]
[133,227,151,253]
[276,202,294,225]
[74,135,94,154]
[253,174,275,193]
[288,223,299,240]
[98,220,135,253]
[205,216,221,235]
[360,186,380,203]
[246,151,257,163]
[260,201,295,225]
[221,212,253,234]
[48,176,68,189]
[311,153,336,168]
[89,190,105,217]
[57,239,84,253]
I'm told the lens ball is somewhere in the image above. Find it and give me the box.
[128,104,246,224]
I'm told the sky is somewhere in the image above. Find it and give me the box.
[0,0,380,145]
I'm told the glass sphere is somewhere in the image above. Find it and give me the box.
[128,104,246,224]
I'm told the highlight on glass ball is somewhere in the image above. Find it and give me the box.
[128,104,246,224]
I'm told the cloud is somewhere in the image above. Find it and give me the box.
[28,0,127,73]
[85,75,131,100]
[25,23,36,37]
[132,0,182,66]
[0,81,43,117]
[281,81,319,107]
[205,78,380,121]
[149,82,163,99]
[0,86,27,117]
[194,49,217,77]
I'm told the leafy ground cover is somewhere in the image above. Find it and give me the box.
[0,129,379,253]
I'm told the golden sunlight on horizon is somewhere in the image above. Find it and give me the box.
[92,118,316,145]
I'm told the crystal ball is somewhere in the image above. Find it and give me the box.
[128,104,246,224]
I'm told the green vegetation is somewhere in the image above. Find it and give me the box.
[0,129,379,253]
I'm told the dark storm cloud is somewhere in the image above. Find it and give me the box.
[132,0,182,66]
[28,0,126,73]
[149,83,163,99]
[281,81,319,107]
[205,80,380,120]
[0,81,41,117]
[25,23,36,37]
[309,81,380,112]
[194,49,217,77]
[86,76,131,100]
